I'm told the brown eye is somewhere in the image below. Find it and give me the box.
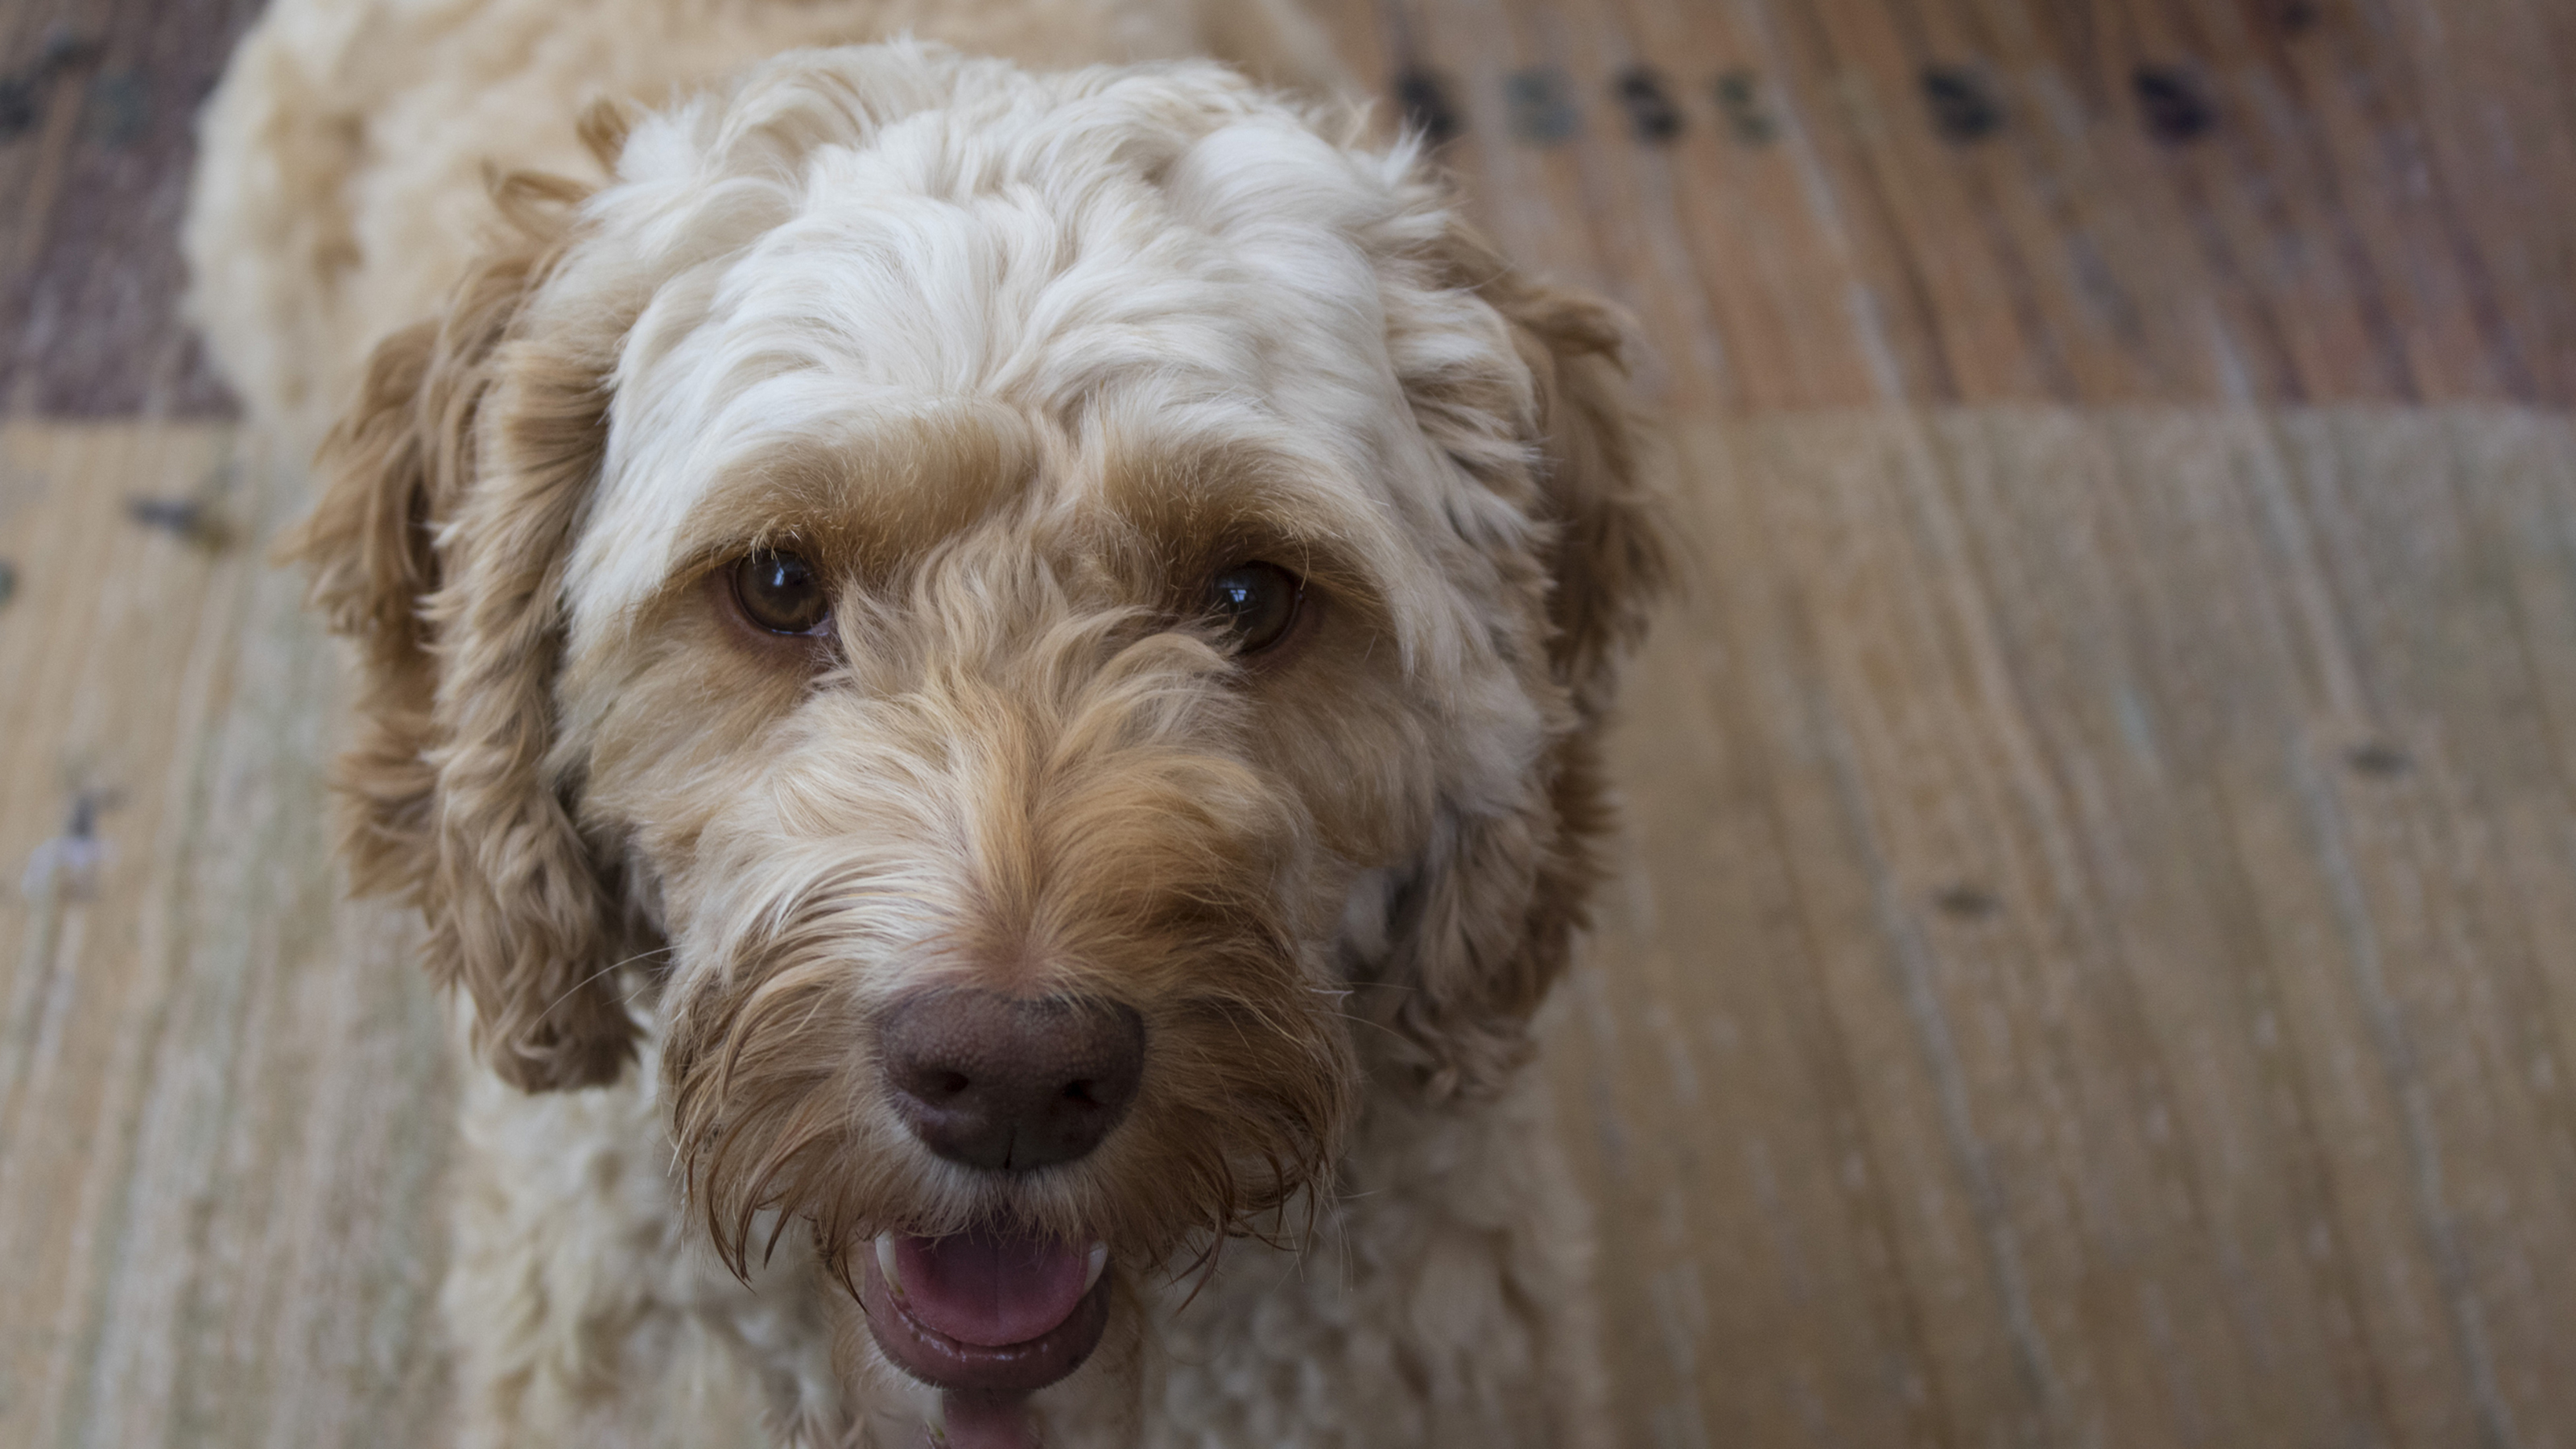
[1207,562,1302,654]
[732,550,830,634]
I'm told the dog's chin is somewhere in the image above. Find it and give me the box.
[859,1228,1114,1448]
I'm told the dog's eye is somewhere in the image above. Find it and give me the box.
[732,550,831,634]
[1207,562,1302,654]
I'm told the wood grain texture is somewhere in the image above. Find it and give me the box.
[6,0,2575,419]
[1360,0,2576,415]
[6,408,2570,1448]
[1556,408,2576,1449]
[0,423,455,1449]
[0,0,262,416]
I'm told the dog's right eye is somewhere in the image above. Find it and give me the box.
[732,551,831,634]
[1206,561,1302,654]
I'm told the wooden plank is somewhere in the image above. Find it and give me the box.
[1553,407,2576,1449]
[0,423,453,1449]
[11,0,2576,421]
[0,0,263,417]
[2267,408,2576,1443]
[1548,422,1956,1449]
[1340,0,2574,417]
[6,403,2575,1447]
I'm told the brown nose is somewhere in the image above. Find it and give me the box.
[877,990,1145,1172]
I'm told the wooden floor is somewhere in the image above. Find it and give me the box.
[1578,407,2576,1449]
[1312,0,2576,417]
[4,2,2575,1447]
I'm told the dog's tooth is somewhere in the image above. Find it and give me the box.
[1083,1241,1110,1295]
[875,1233,904,1299]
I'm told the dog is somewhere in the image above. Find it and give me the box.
[185,2,1665,1443]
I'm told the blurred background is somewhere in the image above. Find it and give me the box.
[4,0,2574,1445]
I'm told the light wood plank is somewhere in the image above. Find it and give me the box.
[0,423,454,1449]
[1551,406,2576,1449]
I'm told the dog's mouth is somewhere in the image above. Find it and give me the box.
[860,1228,1113,1447]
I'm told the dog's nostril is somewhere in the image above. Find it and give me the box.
[878,990,1145,1173]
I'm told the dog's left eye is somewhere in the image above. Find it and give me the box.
[1207,562,1302,654]
[732,550,831,634]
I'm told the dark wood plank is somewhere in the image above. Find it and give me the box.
[9,0,2576,419]
[0,0,264,418]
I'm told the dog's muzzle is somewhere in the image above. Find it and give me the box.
[864,991,1141,1445]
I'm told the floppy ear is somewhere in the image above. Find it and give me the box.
[280,170,638,1091]
[1487,275,1669,717]
[1378,223,1671,1100]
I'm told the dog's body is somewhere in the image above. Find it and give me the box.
[187,5,1661,1446]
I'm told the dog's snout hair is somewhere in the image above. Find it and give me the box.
[655,553,1352,1274]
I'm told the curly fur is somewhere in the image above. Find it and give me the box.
[188,4,1664,1444]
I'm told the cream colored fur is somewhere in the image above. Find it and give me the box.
[185,0,1350,444]
[186,4,1661,1445]
[448,1020,1603,1447]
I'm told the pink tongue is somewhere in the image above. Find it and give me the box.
[894,1230,1090,1348]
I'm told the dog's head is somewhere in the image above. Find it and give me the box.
[287,40,1661,1409]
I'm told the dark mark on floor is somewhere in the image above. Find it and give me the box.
[23,786,119,902]
[126,493,233,549]
[1711,68,1777,145]
[2277,1,2321,34]
[1505,67,1578,147]
[1614,66,1682,143]
[2346,741,2412,778]
[0,31,102,139]
[81,69,150,148]
[2134,64,2217,145]
[1922,65,2005,144]
[0,559,15,609]
[127,494,203,532]
[1934,884,2001,920]
[1393,66,1459,146]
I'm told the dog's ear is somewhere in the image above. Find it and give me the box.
[1379,225,1670,1100]
[281,172,638,1092]
[1488,276,1669,718]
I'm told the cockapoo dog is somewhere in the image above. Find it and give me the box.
[185,1,1664,1444]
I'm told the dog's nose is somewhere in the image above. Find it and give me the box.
[877,990,1145,1172]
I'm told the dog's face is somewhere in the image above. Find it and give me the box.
[288,41,1659,1414]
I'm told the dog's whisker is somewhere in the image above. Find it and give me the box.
[529,943,672,1026]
